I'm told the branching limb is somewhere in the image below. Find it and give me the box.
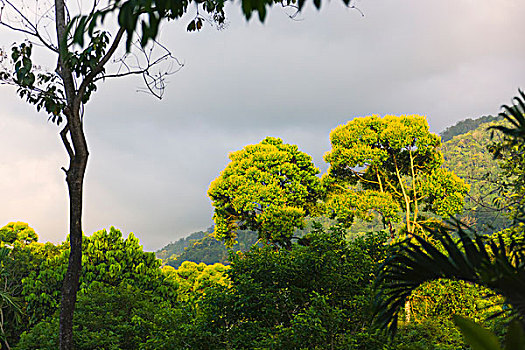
[60,123,74,159]
[0,0,58,52]
[75,27,125,105]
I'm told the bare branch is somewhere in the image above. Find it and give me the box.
[0,0,58,52]
[95,53,182,81]
[347,0,365,17]
[94,36,183,100]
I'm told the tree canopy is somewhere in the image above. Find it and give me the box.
[324,114,469,236]
[70,0,360,51]
[208,137,323,248]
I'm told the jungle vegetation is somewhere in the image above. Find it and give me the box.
[2,108,524,349]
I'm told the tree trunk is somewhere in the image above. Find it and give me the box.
[58,113,89,350]
[59,162,86,349]
[405,299,411,323]
[54,0,90,348]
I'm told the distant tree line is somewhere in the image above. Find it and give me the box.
[440,115,503,142]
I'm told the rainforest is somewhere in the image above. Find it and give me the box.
[2,105,525,349]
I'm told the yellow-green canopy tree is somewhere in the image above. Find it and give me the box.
[324,114,469,236]
[208,137,323,248]
[0,222,38,246]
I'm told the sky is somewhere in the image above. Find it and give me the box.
[0,0,524,251]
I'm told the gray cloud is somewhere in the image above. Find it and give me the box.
[1,0,524,250]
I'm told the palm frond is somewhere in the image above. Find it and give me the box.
[489,89,525,142]
[373,221,525,335]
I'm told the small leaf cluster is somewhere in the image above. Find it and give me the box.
[64,31,111,103]
[4,43,66,124]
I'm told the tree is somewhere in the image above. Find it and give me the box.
[162,261,230,303]
[0,222,38,246]
[188,223,390,349]
[0,0,359,345]
[0,247,22,350]
[0,223,64,348]
[0,0,180,346]
[15,282,185,350]
[208,137,324,248]
[324,114,469,236]
[373,92,525,339]
[21,227,178,328]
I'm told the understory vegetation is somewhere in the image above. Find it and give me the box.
[3,104,525,349]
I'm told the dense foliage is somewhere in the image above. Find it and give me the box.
[442,120,511,233]
[208,137,323,248]
[3,110,523,348]
[324,114,468,236]
[183,224,390,349]
[440,115,503,142]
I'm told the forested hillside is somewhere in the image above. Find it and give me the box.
[7,110,525,349]
[442,119,511,233]
[440,115,503,142]
[155,228,210,260]
[157,230,259,268]
[155,219,336,267]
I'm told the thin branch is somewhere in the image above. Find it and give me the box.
[0,0,57,52]
[60,123,74,159]
[75,27,125,105]
[94,52,182,81]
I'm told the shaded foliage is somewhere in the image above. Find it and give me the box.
[15,282,184,350]
[441,115,503,143]
[374,222,522,335]
[187,223,390,349]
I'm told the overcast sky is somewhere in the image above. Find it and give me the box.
[0,0,524,251]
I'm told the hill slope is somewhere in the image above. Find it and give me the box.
[442,119,510,233]
[440,115,502,142]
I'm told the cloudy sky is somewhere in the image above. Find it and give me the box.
[0,0,524,251]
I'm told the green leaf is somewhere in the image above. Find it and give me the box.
[453,315,502,350]
[187,20,196,32]
[504,320,525,350]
